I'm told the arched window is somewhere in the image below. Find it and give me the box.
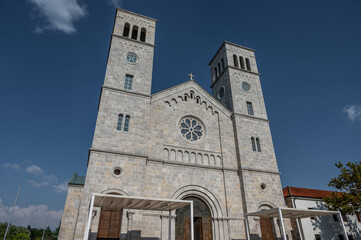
[123,23,130,37]
[117,114,123,131]
[251,137,256,151]
[221,58,225,71]
[256,138,261,152]
[184,95,188,101]
[190,92,194,99]
[131,26,138,40]
[214,67,218,78]
[239,56,245,69]
[140,28,146,42]
[233,54,239,68]
[124,115,130,132]
[245,58,251,71]
[218,62,221,74]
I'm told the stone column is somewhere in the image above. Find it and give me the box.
[127,211,135,240]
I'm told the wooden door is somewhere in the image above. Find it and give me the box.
[97,209,122,240]
[202,217,212,240]
[260,217,276,240]
[184,217,191,240]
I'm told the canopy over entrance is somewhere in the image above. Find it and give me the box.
[244,207,349,240]
[84,193,194,240]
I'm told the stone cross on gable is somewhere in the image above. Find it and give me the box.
[188,73,195,81]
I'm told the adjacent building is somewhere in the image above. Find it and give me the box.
[284,186,361,240]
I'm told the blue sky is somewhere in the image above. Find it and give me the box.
[0,0,360,229]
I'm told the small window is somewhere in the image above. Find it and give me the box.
[256,138,261,152]
[124,74,133,90]
[140,28,146,42]
[124,115,130,132]
[215,67,218,78]
[239,56,245,69]
[246,102,254,116]
[123,23,130,37]
[131,25,138,40]
[332,214,339,222]
[315,234,321,240]
[218,62,221,74]
[356,212,361,222]
[117,114,123,131]
[221,58,225,70]
[338,235,345,240]
[233,54,239,68]
[218,87,225,99]
[251,137,256,152]
[245,58,251,71]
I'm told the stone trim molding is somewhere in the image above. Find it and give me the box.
[88,148,148,165]
[239,167,280,175]
[112,34,156,48]
[232,112,269,122]
[102,85,151,98]
[146,158,238,172]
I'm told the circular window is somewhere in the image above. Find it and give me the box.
[112,166,122,178]
[260,183,267,190]
[125,52,138,63]
[218,87,225,99]
[179,117,204,142]
[242,82,251,92]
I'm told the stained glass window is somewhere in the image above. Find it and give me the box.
[179,117,204,142]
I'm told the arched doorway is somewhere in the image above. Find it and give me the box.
[175,197,212,240]
[259,205,276,240]
[97,193,123,240]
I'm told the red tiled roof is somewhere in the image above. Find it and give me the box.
[283,186,336,199]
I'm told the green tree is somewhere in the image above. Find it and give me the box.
[323,161,361,215]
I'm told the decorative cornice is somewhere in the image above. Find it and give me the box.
[116,8,158,22]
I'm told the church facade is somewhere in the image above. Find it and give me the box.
[59,8,290,240]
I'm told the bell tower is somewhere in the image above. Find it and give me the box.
[103,8,157,95]
[209,42,288,236]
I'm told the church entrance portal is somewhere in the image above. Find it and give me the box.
[175,197,212,240]
[97,208,122,240]
[260,217,276,240]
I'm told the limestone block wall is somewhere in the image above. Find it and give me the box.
[58,185,83,240]
[228,70,267,119]
[92,89,150,155]
[235,117,279,172]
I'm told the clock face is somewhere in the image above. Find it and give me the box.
[242,82,251,92]
[126,52,138,63]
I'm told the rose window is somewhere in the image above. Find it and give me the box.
[179,117,204,142]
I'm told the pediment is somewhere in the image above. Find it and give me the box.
[151,80,232,117]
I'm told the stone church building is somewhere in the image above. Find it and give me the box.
[59,8,291,240]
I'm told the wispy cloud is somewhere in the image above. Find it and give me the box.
[26,165,43,175]
[52,182,68,193]
[3,163,67,193]
[3,163,20,170]
[0,198,62,229]
[343,105,361,122]
[106,0,123,8]
[28,0,87,34]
